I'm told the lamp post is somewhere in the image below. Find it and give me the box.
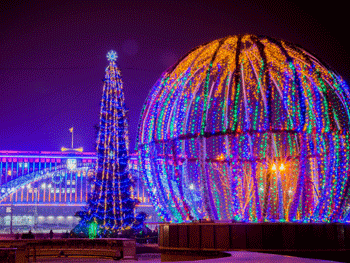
[33,183,38,232]
[6,186,14,235]
[262,163,285,221]
[10,201,13,235]
[277,164,285,220]
[262,166,273,221]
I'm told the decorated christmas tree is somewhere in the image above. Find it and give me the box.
[76,50,137,237]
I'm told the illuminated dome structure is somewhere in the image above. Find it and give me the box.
[137,35,350,223]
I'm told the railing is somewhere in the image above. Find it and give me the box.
[0,238,136,262]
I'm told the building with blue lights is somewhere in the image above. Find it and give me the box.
[0,150,156,233]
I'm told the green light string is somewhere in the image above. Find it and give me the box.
[222,74,231,133]
[169,72,188,139]
[222,163,234,218]
[315,70,331,132]
[200,62,212,135]
[330,73,350,128]
[209,166,221,220]
[156,76,170,140]
[253,59,264,131]
[302,66,317,133]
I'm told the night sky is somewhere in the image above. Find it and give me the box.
[1,0,349,153]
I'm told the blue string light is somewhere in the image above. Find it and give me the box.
[76,51,138,236]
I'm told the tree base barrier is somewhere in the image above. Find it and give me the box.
[159,222,350,251]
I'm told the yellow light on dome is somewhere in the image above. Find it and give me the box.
[271,164,277,171]
[279,163,285,171]
[217,154,225,161]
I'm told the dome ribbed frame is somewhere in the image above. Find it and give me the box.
[137,35,350,223]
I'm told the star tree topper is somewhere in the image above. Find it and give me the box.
[106,50,118,61]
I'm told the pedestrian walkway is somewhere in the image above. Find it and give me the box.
[35,251,342,263]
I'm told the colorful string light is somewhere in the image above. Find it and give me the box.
[77,50,137,234]
[137,35,350,223]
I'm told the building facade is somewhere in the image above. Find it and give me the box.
[0,150,155,233]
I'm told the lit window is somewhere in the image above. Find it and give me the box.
[7,170,11,176]
[72,180,75,185]
[72,189,75,193]
[67,180,70,185]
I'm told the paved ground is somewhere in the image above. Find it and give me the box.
[34,251,342,263]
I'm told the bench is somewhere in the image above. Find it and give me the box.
[0,248,17,263]
[28,247,123,260]
[0,238,136,262]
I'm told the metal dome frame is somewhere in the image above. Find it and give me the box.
[137,35,350,223]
